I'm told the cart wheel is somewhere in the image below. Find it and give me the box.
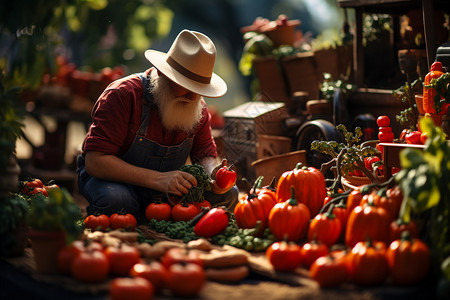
[293,120,343,175]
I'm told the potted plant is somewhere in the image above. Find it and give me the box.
[26,186,83,273]
[0,69,25,198]
[392,77,423,131]
[311,124,383,191]
[424,71,450,137]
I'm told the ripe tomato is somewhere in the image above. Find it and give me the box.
[386,235,430,285]
[22,179,47,196]
[110,212,137,231]
[265,241,302,272]
[171,202,198,222]
[300,240,329,268]
[130,260,168,294]
[215,165,237,189]
[84,214,110,231]
[58,240,85,275]
[193,199,211,212]
[166,263,205,297]
[145,202,171,221]
[110,277,154,300]
[376,115,390,127]
[310,255,348,288]
[194,207,229,238]
[405,130,422,145]
[71,250,110,283]
[307,207,342,247]
[348,240,388,286]
[161,247,203,269]
[104,244,141,276]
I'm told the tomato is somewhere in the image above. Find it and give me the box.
[376,115,390,127]
[161,247,203,269]
[145,202,171,221]
[110,277,154,300]
[405,130,422,144]
[215,165,237,189]
[171,202,198,222]
[104,244,141,276]
[378,127,394,143]
[386,234,430,285]
[310,255,348,288]
[44,184,59,192]
[110,212,137,231]
[84,214,110,231]
[22,179,47,196]
[345,201,390,247]
[348,240,388,286]
[307,205,341,247]
[58,240,85,275]
[166,263,205,297]
[193,199,211,213]
[420,132,428,144]
[130,260,168,294]
[399,128,409,141]
[300,240,329,268]
[71,250,110,283]
[194,207,229,238]
[389,218,419,243]
[266,241,302,271]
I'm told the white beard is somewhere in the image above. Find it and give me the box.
[150,70,203,133]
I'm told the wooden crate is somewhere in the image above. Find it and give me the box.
[221,102,289,183]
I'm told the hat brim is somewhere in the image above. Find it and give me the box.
[145,50,227,98]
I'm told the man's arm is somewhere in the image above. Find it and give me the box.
[84,151,197,196]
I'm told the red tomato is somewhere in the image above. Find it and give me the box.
[44,184,59,191]
[310,255,348,288]
[58,240,85,275]
[386,235,430,285]
[130,260,168,294]
[194,207,229,238]
[378,127,394,143]
[405,130,422,144]
[420,132,428,144]
[376,115,390,127]
[266,241,302,271]
[215,165,237,189]
[104,244,141,276]
[166,263,205,297]
[110,212,137,230]
[71,250,110,283]
[193,199,211,212]
[84,214,110,231]
[348,240,389,286]
[161,247,203,269]
[307,207,342,247]
[171,203,198,222]
[300,240,329,268]
[145,202,171,221]
[110,277,154,300]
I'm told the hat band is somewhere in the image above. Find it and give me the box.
[166,56,211,84]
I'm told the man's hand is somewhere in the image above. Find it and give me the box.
[210,159,235,194]
[162,171,198,196]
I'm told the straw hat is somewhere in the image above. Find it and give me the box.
[145,30,227,98]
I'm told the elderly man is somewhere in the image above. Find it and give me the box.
[77,30,238,220]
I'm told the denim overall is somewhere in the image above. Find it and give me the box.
[77,72,238,220]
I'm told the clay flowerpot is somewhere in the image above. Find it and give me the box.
[415,94,425,115]
[28,230,66,274]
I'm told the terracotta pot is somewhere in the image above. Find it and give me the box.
[28,230,66,274]
[415,94,425,115]
[341,175,385,191]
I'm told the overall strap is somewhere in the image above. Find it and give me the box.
[136,72,154,137]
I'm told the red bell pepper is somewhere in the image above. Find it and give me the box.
[215,165,237,189]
